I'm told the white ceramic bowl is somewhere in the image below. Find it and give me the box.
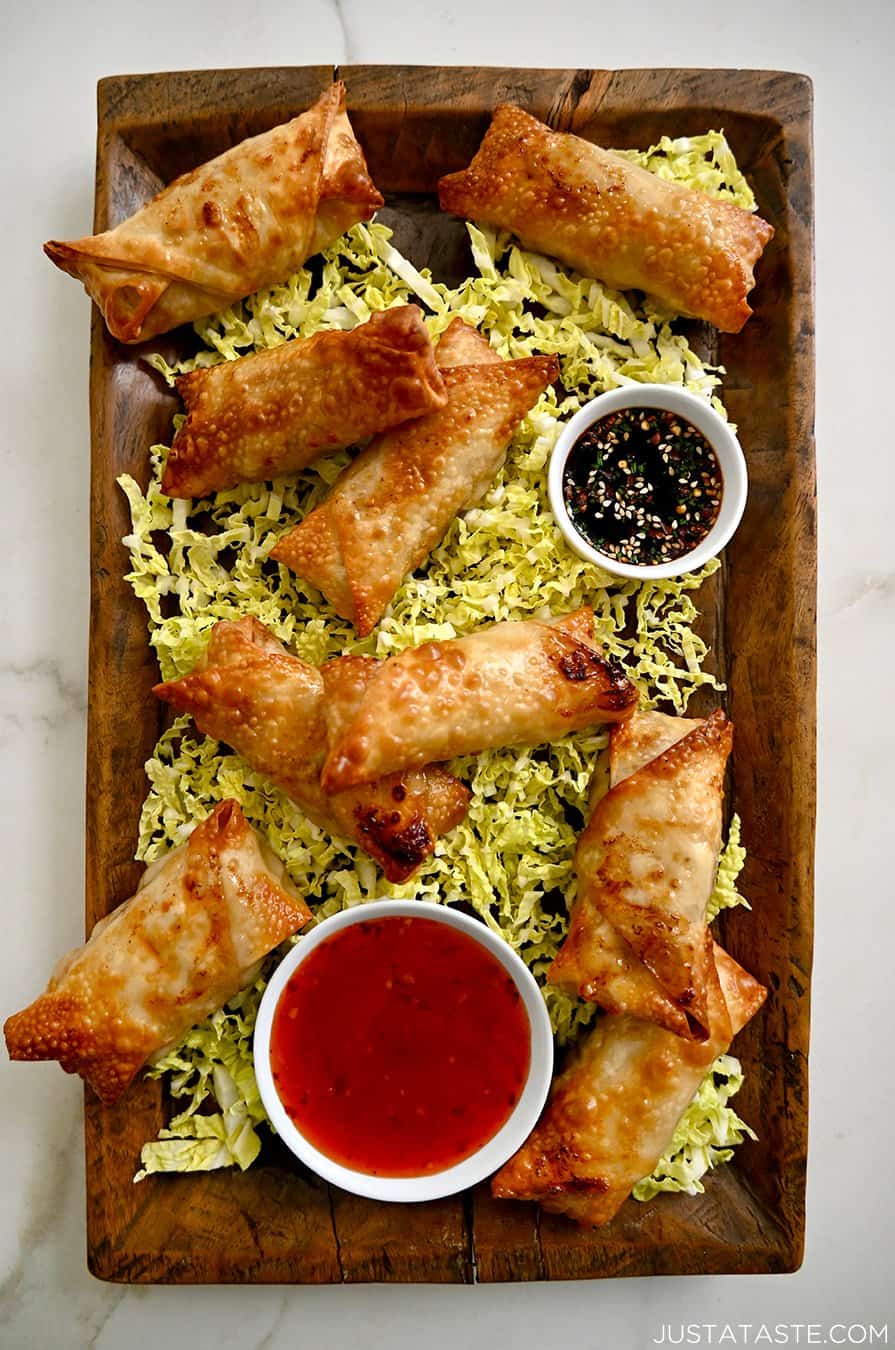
[254,899,554,1203]
[547,383,748,581]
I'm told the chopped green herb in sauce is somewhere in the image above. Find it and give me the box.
[563,408,723,565]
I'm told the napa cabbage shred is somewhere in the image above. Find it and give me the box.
[125,131,758,1202]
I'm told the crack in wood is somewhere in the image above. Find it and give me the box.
[326,1185,345,1283]
[462,1191,478,1285]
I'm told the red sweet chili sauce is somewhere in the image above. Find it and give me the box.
[269,915,531,1177]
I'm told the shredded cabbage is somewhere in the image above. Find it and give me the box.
[706,812,750,922]
[614,131,757,211]
[633,1054,757,1201]
[126,128,759,1192]
[134,981,269,1179]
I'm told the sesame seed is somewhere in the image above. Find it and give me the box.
[561,406,724,564]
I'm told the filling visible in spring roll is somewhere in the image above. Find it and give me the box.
[439,104,774,334]
[548,709,733,1039]
[491,943,766,1227]
[320,606,637,793]
[45,83,384,344]
[152,618,469,882]
[271,318,559,636]
[162,305,447,498]
[4,801,310,1103]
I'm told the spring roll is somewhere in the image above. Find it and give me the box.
[271,319,558,635]
[548,708,707,1040]
[4,801,310,1103]
[439,105,774,334]
[45,84,383,344]
[152,618,469,882]
[162,305,447,498]
[320,606,637,792]
[548,710,732,1039]
[492,943,766,1226]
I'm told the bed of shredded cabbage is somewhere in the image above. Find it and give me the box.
[122,131,759,1202]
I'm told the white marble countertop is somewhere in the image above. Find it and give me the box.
[2,1,892,1346]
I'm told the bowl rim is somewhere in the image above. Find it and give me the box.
[253,898,555,1203]
[546,382,748,581]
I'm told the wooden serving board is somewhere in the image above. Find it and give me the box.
[84,64,815,1282]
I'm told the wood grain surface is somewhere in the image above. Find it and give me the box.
[83,64,815,1283]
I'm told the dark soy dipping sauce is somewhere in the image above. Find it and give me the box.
[270,915,531,1177]
[562,407,724,565]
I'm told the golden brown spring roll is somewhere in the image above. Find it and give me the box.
[320,606,637,792]
[271,318,558,635]
[549,710,706,1040]
[45,83,383,344]
[4,801,310,1103]
[162,305,447,498]
[439,105,774,333]
[492,943,766,1226]
[152,618,469,882]
[548,710,732,1040]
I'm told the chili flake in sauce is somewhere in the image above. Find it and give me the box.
[562,407,724,565]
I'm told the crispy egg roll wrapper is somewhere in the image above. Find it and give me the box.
[320,606,637,792]
[4,801,310,1103]
[152,618,468,882]
[162,304,447,498]
[432,316,504,366]
[607,708,704,785]
[271,318,557,636]
[549,709,732,1038]
[492,942,766,1226]
[45,84,383,344]
[439,104,774,333]
[549,710,703,1037]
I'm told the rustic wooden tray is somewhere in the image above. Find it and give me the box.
[84,64,815,1283]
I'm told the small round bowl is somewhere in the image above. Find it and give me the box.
[547,383,748,581]
[254,899,554,1203]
